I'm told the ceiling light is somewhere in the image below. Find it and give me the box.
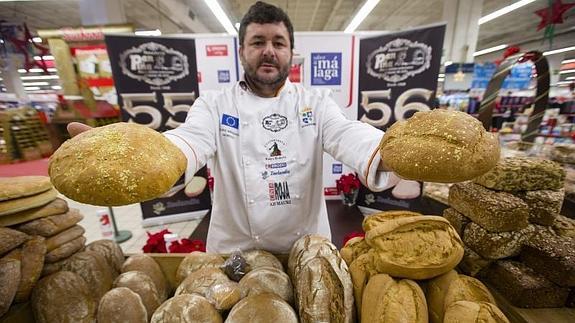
[562,58,575,64]
[204,0,237,35]
[18,69,27,73]
[32,37,42,43]
[135,29,161,36]
[21,75,59,80]
[438,73,445,77]
[23,82,49,86]
[48,68,57,72]
[235,23,240,30]
[566,76,575,80]
[24,86,41,91]
[556,80,573,85]
[52,85,62,90]
[473,44,508,57]
[559,69,575,74]
[444,61,453,66]
[544,46,575,56]
[34,55,54,61]
[344,0,380,33]
[479,0,536,25]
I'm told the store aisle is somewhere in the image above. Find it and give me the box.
[64,195,203,254]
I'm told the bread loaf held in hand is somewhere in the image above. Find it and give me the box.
[49,122,187,206]
[379,109,500,183]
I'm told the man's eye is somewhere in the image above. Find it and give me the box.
[274,42,285,48]
[252,41,264,46]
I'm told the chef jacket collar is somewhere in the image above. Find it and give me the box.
[239,74,292,98]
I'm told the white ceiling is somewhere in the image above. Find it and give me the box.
[0,0,574,52]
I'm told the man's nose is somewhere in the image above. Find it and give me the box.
[262,41,275,57]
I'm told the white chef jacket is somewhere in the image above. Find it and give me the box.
[164,79,395,253]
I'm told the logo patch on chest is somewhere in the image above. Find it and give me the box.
[262,113,288,132]
[268,181,291,206]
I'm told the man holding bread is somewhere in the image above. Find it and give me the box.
[64,1,499,253]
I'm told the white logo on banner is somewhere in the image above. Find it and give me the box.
[119,42,189,86]
[366,38,431,83]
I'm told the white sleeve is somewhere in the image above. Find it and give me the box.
[163,96,218,184]
[320,95,396,192]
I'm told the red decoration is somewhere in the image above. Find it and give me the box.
[534,0,575,30]
[336,173,360,194]
[142,229,206,253]
[142,229,171,253]
[1,23,50,72]
[342,231,365,246]
[495,45,521,66]
[169,239,206,253]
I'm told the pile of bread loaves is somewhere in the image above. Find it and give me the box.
[445,156,575,308]
[340,210,510,323]
[0,176,89,317]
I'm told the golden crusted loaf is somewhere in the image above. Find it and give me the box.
[49,122,187,206]
[175,251,225,285]
[150,294,222,323]
[97,287,147,323]
[226,293,298,323]
[0,176,52,201]
[443,301,509,323]
[379,109,500,183]
[175,267,230,297]
[238,267,293,304]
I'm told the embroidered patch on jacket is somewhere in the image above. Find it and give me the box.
[268,181,291,206]
[262,113,288,132]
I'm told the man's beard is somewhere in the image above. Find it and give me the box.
[243,56,291,86]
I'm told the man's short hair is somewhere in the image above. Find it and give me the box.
[239,1,294,50]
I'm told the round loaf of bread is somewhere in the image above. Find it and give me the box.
[366,216,464,280]
[349,253,378,319]
[0,176,52,201]
[444,275,495,311]
[122,254,169,301]
[0,258,20,317]
[48,122,186,206]
[361,274,428,323]
[379,109,500,183]
[150,294,222,323]
[62,251,114,301]
[226,293,298,323]
[85,239,124,276]
[427,270,459,323]
[206,281,242,311]
[340,236,370,266]
[113,271,162,322]
[239,267,293,304]
[287,234,334,279]
[243,249,283,271]
[444,301,509,323]
[97,287,147,323]
[175,267,230,297]
[31,271,96,323]
[362,210,422,232]
[175,252,225,285]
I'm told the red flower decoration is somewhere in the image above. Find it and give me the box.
[169,239,206,253]
[534,0,575,31]
[142,229,171,253]
[336,173,360,194]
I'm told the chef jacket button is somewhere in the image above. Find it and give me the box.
[249,199,255,204]
[245,160,251,165]
[254,235,260,241]
[294,194,300,199]
[242,122,248,126]
[296,231,301,236]
[291,158,296,162]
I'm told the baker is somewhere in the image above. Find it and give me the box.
[57,1,498,254]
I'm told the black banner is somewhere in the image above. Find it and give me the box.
[356,24,445,212]
[105,35,211,224]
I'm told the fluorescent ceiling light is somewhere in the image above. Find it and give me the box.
[21,75,59,80]
[34,55,54,60]
[479,0,536,25]
[23,82,49,86]
[562,58,575,64]
[566,76,575,80]
[235,23,240,30]
[544,46,575,56]
[559,69,575,74]
[18,69,27,73]
[438,73,445,77]
[32,37,42,43]
[473,44,508,57]
[24,86,41,91]
[204,0,237,35]
[48,68,57,72]
[344,0,380,33]
[52,85,62,90]
[444,61,453,66]
[556,80,573,85]
[135,29,161,36]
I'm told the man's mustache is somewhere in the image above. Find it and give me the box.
[259,58,279,67]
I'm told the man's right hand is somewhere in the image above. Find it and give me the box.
[67,122,93,138]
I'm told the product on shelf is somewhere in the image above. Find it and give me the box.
[473,157,565,191]
[31,271,96,323]
[15,209,83,237]
[0,227,28,255]
[242,249,283,271]
[44,236,86,263]
[62,251,114,301]
[12,236,46,303]
[449,182,529,232]
[458,246,492,277]
[515,189,564,225]
[483,260,569,308]
[85,239,125,276]
[0,198,68,227]
[442,208,470,237]
[379,109,500,183]
[551,144,575,164]
[349,252,376,316]
[114,271,162,322]
[175,267,230,298]
[0,188,58,216]
[463,222,535,260]
[0,258,20,317]
[205,281,241,311]
[97,287,147,323]
[44,225,85,252]
[150,294,222,323]
[361,273,427,323]
[443,301,509,323]
[365,216,464,280]
[362,210,423,232]
[225,293,297,323]
[49,122,187,206]
[238,267,294,304]
[122,254,170,301]
[175,252,226,285]
[553,215,575,238]
[520,232,575,287]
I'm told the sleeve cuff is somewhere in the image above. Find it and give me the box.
[363,147,401,192]
[164,132,199,184]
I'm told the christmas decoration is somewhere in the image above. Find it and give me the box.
[0,22,50,72]
[495,46,521,66]
[142,228,206,253]
[534,0,575,46]
[337,173,360,206]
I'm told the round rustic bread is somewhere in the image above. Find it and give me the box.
[362,210,422,232]
[340,236,371,266]
[97,287,147,323]
[85,239,124,276]
[0,258,20,317]
[15,236,46,302]
[62,250,114,301]
[150,294,222,323]
[238,267,293,304]
[444,301,509,323]
[379,109,500,183]
[113,271,162,322]
[0,176,52,201]
[48,122,186,206]
[226,293,298,323]
[122,254,169,301]
[205,281,242,311]
[243,249,283,271]
[175,267,230,297]
[427,270,459,323]
[287,234,334,279]
[175,252,225,285]
[31,271,96,323]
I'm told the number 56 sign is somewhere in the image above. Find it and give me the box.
[360,88,433,129]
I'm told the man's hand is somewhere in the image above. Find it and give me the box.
[67,122,93,138]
